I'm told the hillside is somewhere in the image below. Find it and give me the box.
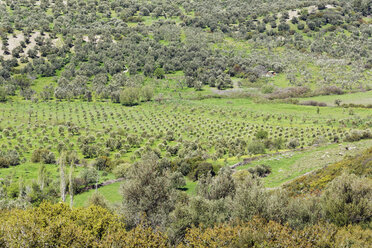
[0,0,371,246]
[284,146,372,195]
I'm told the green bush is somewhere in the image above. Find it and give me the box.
[154,68,165,79]
[255,130,268,140]
[79,167,99,185]
[248,164,271,177]
[0,86,7,102]
[141,86,154,102]
[120,87,140,106]
[113,163,131,178]
[321,173,372,226]
[0,150,20,167]
[191,162,215,181]
[247,141,266,155]
[31,149,55,164]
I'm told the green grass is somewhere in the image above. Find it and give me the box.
[73,181,122,207]
[0,162,61,183]
[184,178,197,195]
[297,91,372,106]
[31,76,56,92]
[237,139,372,188]
[193,97,372,119]
[0,162,114,185]
[270,73,289,88]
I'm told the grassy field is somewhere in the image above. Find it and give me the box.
[73,182,122,207]
[237,139,372,188]
[297,91,372,106]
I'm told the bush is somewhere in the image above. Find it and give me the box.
[261,84,275,94]
[94,156,112,171]
[0,86,7,102]
[87,191,109,208]
[0,150,20,167]
[191,162,215,181]
[321,173,372,226]
[120,87,140,106]
[79,167,99,185]
[141,86,154,102]
[0,156,10,168]
[154,68,165,79]
[112,163,131,178]
[343,130,371,142]
[248,164,271,177]
[31,149,55,164]
[316,86,344,95]
[268,87,310,99]
[300,100,327,107]
[255,130,268,140]
[247,141,266,154]
[287,138,300,149]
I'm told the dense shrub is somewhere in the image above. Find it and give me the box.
[31,149,56,164]
[268,87,311,99]
[316,86,344,95]
[248,164,272,177]
[300,100,327,106]
[191,162,215,181]
[255,130,268,140]
[247,141,266,154]
[0,150,20,168]
[0,202,169,247]
[0,87,7,102]
[120,88,140,106]
[321,173,372,226]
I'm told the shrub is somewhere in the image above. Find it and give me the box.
[113,163,131,178]
[120,88,140,106]
[247,141,266,155]
[0,156,10,168]
[261,84,275,94]
[287,138,300,149]
[87,191,109,209]
[268,87,310,99]
[321,173,372,226]
[141,86,154,102]
[79,167,99,185]
[0,86,7,102]
[255,130,268,140]
[154,68,165,79]
[300,100,327,107]
[316,86,344,95]
[0,150,20,167]
[31,149,55,164]
[94,156,112,171]
[191,162,215,181]
[6,150,20,166]
[248,164,272,177]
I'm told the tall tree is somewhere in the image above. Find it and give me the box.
[59,153,66,202]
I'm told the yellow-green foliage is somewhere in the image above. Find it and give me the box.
[180,217,372,248]
[0,204,370,247]
[0,202,168,247]
[284,147,372,195]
